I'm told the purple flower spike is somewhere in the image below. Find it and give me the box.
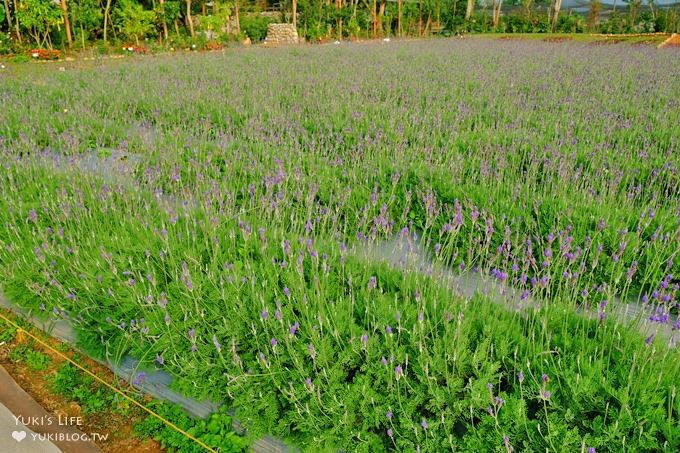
[386,410,393,420]
[381,356,388,366]
[387,428,393,438]
[517,371,524,383]
[133,372,146,386]
[421,419,427,430]
[261,310,269,320]
[368,276,377,290]
[395,364,403,378]
[587,448,596,453]
[270,337,278,347]
[541,373,549,383]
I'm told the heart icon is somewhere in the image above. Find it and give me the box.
[12,430,27,442]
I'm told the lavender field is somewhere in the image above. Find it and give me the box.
[1,39,679,451]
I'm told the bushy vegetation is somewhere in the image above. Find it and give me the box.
[0,40,678,451]
[0,0,679,55]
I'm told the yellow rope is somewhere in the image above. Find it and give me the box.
[0,311,217,453]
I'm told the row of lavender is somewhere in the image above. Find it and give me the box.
[0,40,679,451]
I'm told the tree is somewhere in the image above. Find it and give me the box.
[2,0,10,31]
[114,0,155,44]
[550,0,562,31]
[185,0,194,37]
[492,0,502,28]
[16,0,63,48]
[587,0,601,31]
[157,0,169,39]
[60,0,72,47]
[292,0,296,28]
[103,0,112,42]
[70,0,102,48]
[233,0,239,34]
[625,0,642,25]
[465,0,474,21]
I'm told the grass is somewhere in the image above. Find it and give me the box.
[0,38,678,451]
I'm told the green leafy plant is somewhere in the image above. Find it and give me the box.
[135,402,248,452]
[114,0,156,45]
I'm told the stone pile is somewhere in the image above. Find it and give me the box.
[264,24,299,45]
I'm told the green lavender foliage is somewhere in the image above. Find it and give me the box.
[0,40,678,451]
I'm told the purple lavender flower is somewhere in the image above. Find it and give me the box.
[381,356,388,366]
[387,428,393,438]
[587,448,596,453]
[261,310,269,320]
[386,410,393,420]
[289,322,300,336]
[283,287,291,298]
[270,337,278,347]
[542,390,551,399]
[385,325,393,335]
[541,374,549,383]
[361,333,368,345]
[308,343,316,359]
[421,419,427,430]
[213,335,221,352]
[133,372,146,386]
[368,276,377,290]
[395,364,403,378]
[517,371,524,383]
[156,354,164,365]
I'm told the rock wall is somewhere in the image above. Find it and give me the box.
[264,24,299,45]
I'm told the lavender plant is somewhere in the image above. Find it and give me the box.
[0,39,678,451]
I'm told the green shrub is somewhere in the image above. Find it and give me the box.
[240,15,273,42]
